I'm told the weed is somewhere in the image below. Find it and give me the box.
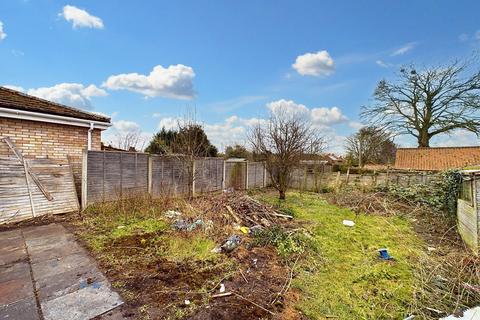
[155,235,218,262]
[253,225,317,258]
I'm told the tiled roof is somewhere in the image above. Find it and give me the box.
[395,147,480,171]
[0,86,110,123]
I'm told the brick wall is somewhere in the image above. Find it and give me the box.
[0,117,103,194]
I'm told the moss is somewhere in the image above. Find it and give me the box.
[110,219,169,239]
[258,192,424,319]
[156,235,218,262]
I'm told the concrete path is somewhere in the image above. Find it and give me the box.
[0,223,123,320]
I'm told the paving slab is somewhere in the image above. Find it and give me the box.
[0,298,39,320]
[0,261,30,283]
[31,252,97,282]
[0,230,26,266]
[0,223,123,320]
[41,280,123,320]
[36,267,106,302]
[0,276,35,306]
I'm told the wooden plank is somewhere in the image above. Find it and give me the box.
[2,137,54,201]
[23,159,36,218]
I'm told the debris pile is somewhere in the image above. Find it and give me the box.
[212,193,293,228]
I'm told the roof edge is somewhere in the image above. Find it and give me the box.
[0,86,111,123]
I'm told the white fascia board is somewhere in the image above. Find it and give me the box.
[0,107,112,130]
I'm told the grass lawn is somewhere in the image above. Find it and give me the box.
[259,191,425,319]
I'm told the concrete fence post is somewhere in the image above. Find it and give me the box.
[263,162,267,188]
[192,160,196,196]
[222,160,226,190]
[147,155,153,196]
[245,161,249,190]
[81,149,88,209]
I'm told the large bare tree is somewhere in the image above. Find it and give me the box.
[345,126,396,167]
[249,109,324,200]
[361,59,480,147]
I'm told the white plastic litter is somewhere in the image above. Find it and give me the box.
[184,299,191,305]
[219,283,226,293]
[342,220,355,227]
[441,306,480,319]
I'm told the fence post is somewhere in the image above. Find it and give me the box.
[147,155,153,196]
[303,164,308,192]
[335,171,341,190]
[263,162,267,188]
[245,161,249,190]
[222,160,226,190]
[385,167,390,187]
[81,149,88,209]
[192,160,196,196]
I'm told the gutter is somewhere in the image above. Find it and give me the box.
[87,122,94,150]
[0,107,112,130]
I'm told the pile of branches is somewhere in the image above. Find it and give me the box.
[211,192,293,227]
[411,252,480,319]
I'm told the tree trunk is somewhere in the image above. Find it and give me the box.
[418,132,430,147]
[279,189,286,200]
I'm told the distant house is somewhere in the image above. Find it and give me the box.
[0,86,111,190]
[322,153,344,166]
[395,147,480,171]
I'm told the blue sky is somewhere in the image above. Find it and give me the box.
[1,0,480,153]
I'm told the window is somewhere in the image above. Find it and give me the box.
[460,178,473,204]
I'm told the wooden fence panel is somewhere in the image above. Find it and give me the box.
[247,162,265,189]
[0,157,79,224]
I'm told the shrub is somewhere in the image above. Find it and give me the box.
[252,225,317,258]
[379,170,461,215]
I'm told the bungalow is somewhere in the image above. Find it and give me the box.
[0,86,111,191]
[395,147,480,171]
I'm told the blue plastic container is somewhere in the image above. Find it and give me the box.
[378,248,392,260]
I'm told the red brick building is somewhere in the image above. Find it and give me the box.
[0,86,111,189]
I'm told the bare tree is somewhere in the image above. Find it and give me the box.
[345,126,396,167]
[249,108,324,200]
[171,113,217,198]
[361,59,480,147]
[112,128,146,151]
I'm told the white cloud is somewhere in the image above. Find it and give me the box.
[26,83,107,110]
[348,121,365,130]
[391,42,417,56]
[158,117,179,130]
[60,5,104,29]
[102,120,152,151]
[103,64,195,100]
[204,120,247,150]
[266,99,348,126]
[292,50,335,77]
[311,106,347,125]
[3,85,25,92]
[112,120,139,132]
[0,21,7,41]
[430,130,480,147]
[266,99,309,115]
[376,60,389,68]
